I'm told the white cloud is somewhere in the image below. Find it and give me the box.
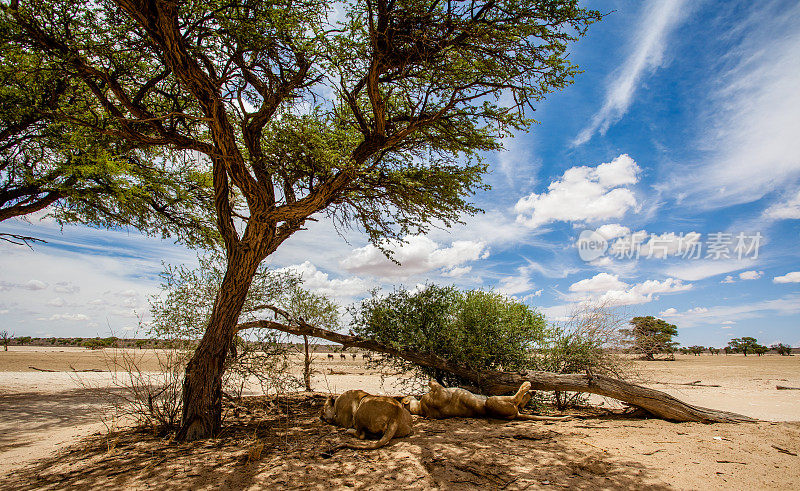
[721,320,735,325]
[663,294,800,327]
[279,261,369,298]
[596,224,631,240]
[53,282,80,294]
[665,259,757,281]
[43,313,90,322]
[763,190,800,220]
[514,155,641,228]
[774,272,800,284]
[574,0,689,145]
[568,274,692,306]
[23,280,48,291]
[597,277,692,306]
[523,290,543,302]
[116,289,138,298]
[739,270,763,280]
[660,307,678,316]
[569,273,629,293]
[721,275,735,284]
[687,307,708,314]
[495,274,536,296]
[47,297,66,307]
[340,235,488,278]
[442,266,472,278]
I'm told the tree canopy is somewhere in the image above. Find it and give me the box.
[624,316,679,360]
[727,337,763,357]
[0,12,217,246]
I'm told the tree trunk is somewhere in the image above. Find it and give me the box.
[240,317,755,424]
[177,248,262,441]
[303,335,312,391]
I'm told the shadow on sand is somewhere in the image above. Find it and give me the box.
[1,394,672,490]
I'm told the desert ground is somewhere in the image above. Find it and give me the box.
[1,346,799,489]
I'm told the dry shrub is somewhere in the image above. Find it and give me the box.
[535,301,632,409]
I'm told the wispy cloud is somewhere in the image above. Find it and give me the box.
[574,0,689,145]
[659,294,800,328]
[665,2,800,208]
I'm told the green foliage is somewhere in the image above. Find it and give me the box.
[0,12,217,246]
[623,316,679,360]
[728,337,761,356]
[688,345,705,356]
[350,285,626,396]
[2,0,601,252]
[350,285,545,387]
[772,343,792,356]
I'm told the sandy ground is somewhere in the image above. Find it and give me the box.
[1,347,799,489]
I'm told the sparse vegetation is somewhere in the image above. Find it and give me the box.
[772,343,793,356]
[0,330,11,351]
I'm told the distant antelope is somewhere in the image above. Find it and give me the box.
[351,353,358,360]
[340,353,347,360]
[327,353,334,360]
[362,353,372,360]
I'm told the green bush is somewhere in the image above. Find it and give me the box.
[350,285,627,397]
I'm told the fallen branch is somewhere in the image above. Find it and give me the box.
[667,380,722,388]
[238,311,755,424]
[771,445,797,456]
[28,366,56,372]
[776,385,800,390]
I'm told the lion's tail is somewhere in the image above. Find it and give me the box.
[342,419,400,450]
[515,413,572,421]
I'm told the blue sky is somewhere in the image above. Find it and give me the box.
[1,0,799,348]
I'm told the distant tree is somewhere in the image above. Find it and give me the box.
[624,316,679,360]
[0,330,11,351]
[708,347,720,355]
[771,343,792,356]
[678,347,689,355]
[753,344,768,356]
[285,285,339,392]
[728,337,760,356]
[16,336,30,345]
[688,345,705,356]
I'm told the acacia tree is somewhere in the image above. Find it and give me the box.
[771,343,792,356]
[6,0,601,439]
[0,14,216,247]
[728,337,760,356]
[624,316,679,360]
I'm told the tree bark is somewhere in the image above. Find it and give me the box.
[240,316,755,424]
[177,248,262,441]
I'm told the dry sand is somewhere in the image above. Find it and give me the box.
[1,347,799,489]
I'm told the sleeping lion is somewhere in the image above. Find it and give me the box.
[321,390,413,450]
[402,380,571,421]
